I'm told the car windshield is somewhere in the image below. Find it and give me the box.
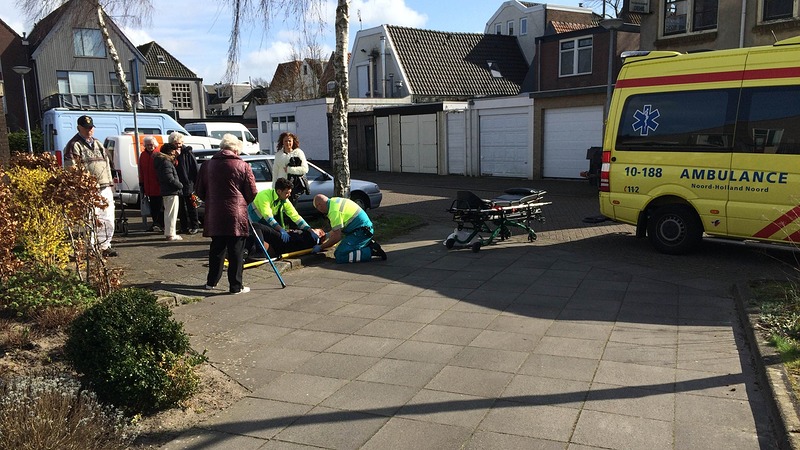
[249,160,272,182]
[307,165,325,181]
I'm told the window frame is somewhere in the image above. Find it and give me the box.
[57,70,96,94]
[559,36,593,77]
[73,28,106,58]
[761,0,795,21]
[495,23,502,35]
[108,72,132,95]
[520,17,528,35]
[170,82,192,109]
[507,20,515,35]
[663,0,718,36]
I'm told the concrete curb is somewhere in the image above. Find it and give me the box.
[735,282,800,450]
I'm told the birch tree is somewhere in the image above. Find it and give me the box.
[222,0,351,197]
[19,0,154,112]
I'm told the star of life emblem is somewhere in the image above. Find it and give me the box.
[632,104,660,136]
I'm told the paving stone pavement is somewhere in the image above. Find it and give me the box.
[112,172,796,449]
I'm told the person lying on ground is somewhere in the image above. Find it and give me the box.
[245,177,321,261]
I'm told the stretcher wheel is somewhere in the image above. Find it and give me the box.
[445,238,455,249]
[471,242,481,253]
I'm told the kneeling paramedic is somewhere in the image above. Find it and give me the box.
[247,178,319,260]
[312,194,387,263]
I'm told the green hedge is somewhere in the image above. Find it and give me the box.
[65,288,205,414]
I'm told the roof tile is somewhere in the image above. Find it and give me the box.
[386,25,527,99]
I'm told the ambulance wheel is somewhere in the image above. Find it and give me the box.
[647,205,702,255]
[445,238,455,249]
[471,242,481,253]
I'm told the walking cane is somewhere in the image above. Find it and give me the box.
[249,221,286,288]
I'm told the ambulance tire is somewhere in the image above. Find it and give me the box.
[647,205,702,255]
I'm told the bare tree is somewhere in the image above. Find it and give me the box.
[19,0,154,111]
[222,0,351,197]
[583,0,624,18]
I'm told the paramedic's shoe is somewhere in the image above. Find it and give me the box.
[369,240,387,261]
[102,248,118,257]
[166,235,183,241]
[230,286,250,295]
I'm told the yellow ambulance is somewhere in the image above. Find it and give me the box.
[599,36,800,254]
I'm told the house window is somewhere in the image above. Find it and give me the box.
[559,37,593,76]
[693,0,718,30]
[495,23,502,34]
[520,18,528,35]
[109,72,132,95]
[73,28,105,57]
[271,115,296,135]
[507,20,515,35]
[763,0,794,20]
[171,83,192,109]
[664,0,718,35]
[57,71,95,94]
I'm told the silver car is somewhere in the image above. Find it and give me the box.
[195,152,382,217]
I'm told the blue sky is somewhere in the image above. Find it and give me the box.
[4,0,589,85]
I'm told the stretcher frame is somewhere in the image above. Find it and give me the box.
[445,190,551,252]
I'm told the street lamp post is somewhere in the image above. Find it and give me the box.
[600,18,624,123]
[12,65,33,154]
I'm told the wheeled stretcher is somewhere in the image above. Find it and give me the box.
[445,188,551,252]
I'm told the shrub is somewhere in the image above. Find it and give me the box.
[7,129,44,154]
[0,265,98,319]
[0,152,118,296]
[5,161,73,266]
[65,288,206,414]
[0,373,136,449]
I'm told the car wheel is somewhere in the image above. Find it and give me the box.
[351,192,369,209]
[647,205,702,255]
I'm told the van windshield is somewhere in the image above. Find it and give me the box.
[210,131,242,140]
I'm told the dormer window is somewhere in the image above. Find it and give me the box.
[520,18,528,35]
[507,20,515,35]
[495,23,502,34]
[157,55,166,64]
[487,61,502,78]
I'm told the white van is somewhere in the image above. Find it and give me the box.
[105,134,221,205]
[43,109,188,164]
[184,122,259,154]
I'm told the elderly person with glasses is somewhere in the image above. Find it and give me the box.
[138,135,164,232]
[196,134,258,295]
[169,132,200,235]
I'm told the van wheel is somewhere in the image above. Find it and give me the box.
[647,205,702,255]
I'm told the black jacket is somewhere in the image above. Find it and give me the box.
[154,152,183,196]
[176,145,198,195]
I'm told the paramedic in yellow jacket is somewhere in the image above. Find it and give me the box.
[312,194,387,263]
[246,178,320,260]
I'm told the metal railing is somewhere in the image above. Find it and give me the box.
[41,93,162,111]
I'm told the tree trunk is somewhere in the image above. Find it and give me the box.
[331,0,350,197]
[96,4,132,111]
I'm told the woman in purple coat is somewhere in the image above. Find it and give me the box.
[196,134,258,294]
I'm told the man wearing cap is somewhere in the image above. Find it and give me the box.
[64,115,118,257]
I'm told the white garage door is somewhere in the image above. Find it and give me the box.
[479,112,529,178]
[447,111,466,175]
[543,106,603,178]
